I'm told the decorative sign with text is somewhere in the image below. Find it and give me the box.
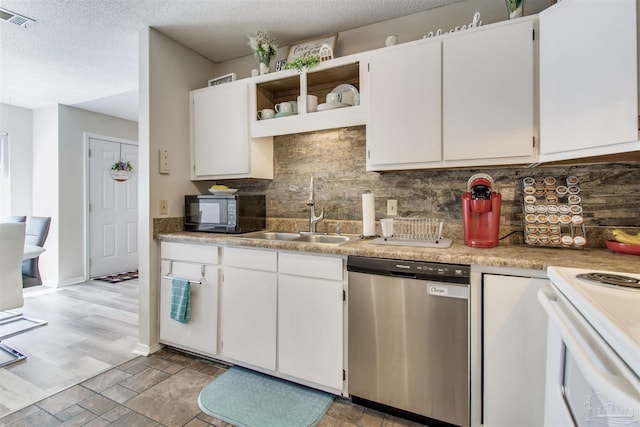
[423,12,483,39]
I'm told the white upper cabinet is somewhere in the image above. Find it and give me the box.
[366,39,442,171]
[443,18,536,165]
[190,81,273,180]
[366,18,537,172]
[539,0,639,161]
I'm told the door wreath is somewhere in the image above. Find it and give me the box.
[110,161,133,182]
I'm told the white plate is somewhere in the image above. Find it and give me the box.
[208,189,238,195]
[317,102,350,111]
[330,84,359,106]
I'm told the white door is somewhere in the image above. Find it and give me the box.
[538,0,638,160]
[191,81,249,179]
[89,137,138,277]
[442,19,535,162]
[220,267,277,371]
[278,274,343,389]
[483,274,548,427]
[366,40,442,171]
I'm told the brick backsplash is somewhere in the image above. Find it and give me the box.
[190,125,640,247]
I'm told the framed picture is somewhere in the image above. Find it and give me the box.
[286,33,338,63]
[208,72,236,87]
[275,59,287,72]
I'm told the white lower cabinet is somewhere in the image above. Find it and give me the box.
[218,247,345,392]
[159,242,220,357]
[220,247,277,371]
[278,253,344,390]
[482,273,549,427]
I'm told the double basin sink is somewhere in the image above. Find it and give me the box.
[240,231,360,246]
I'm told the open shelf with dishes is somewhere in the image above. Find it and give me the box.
[250,55,367,138]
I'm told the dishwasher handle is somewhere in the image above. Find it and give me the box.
[390,271,417,279]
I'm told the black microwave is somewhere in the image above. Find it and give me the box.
[184,194,266,233]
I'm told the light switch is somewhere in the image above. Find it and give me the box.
[159,149,170,174]
[159,200,168,215]
[387,199,398,216]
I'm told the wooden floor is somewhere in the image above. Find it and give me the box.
[0,279,139,419]
[0,279,424,426]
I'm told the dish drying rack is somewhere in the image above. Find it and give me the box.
[371,218,452,248]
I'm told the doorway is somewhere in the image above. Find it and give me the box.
[87,135,138,277]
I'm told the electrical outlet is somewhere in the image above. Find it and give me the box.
[387,199,398,216]
[159,200,168,215]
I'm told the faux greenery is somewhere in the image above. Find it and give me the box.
[112,161,132,171]
[247,31,277,64]
[505,0,523,12]
[284,54,321,73]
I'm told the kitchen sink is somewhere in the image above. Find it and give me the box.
[240,231,359,245]
[293,234,358,244]
[240,231,302,241]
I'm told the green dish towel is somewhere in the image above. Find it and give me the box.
[170,277,191,323]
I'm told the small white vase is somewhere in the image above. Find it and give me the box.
[260,62,270,75]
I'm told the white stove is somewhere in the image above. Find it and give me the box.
[547,266,640,376]
[539,266,640,427]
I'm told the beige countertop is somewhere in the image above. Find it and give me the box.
[159,231,639,275]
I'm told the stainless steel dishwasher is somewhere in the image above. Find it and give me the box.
[347,256,471,427]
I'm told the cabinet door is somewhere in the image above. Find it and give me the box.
[366,40,442,171]
[159,260,219,356]
[483,274,548,427]
[220,267,277,371]
[443,20,535,162]
[278,274,343,390]
[539,0,638,160]
[191,81,249,178]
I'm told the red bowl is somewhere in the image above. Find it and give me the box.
[606,240,640,256]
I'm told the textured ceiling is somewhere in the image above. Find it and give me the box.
[0,0,461,122]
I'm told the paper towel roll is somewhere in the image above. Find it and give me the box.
[362,193,376,237]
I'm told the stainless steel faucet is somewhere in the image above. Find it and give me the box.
[307,176,324,233]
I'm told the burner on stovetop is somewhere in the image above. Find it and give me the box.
[576,273,640,289]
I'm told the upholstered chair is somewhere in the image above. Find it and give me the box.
[22,216,51,288]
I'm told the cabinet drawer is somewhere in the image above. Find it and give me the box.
[279,253,343,281]
[161,241,219,264]
[223,247,277,272]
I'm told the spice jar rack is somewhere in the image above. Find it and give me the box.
[522,175,586,249]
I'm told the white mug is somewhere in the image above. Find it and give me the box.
[326,92,341,104]
[275,102,293,114]
[257,108,275,120]
[297,95,318,112]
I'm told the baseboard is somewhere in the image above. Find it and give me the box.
[55,276,87,288]
[132,342,163,356]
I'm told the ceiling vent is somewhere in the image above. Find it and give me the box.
[0,7,35,28]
